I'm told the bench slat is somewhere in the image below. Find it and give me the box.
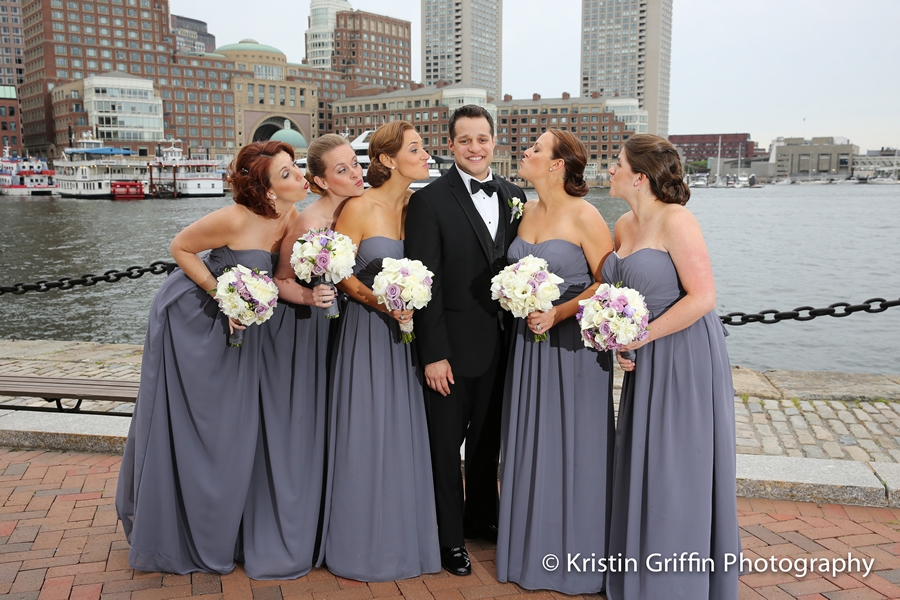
[0,375,139,403]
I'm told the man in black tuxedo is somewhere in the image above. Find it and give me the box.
[405,105,521,576]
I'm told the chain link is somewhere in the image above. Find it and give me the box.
[720,297,900,326]
[2,266,898,327]
[0,261,174,296]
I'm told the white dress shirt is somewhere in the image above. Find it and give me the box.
[455,164,499,240]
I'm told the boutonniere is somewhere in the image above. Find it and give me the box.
[508,197,524,223]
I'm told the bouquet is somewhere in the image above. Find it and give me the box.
[576,282,650,352]
[215,265,279,347]
[289,227,357,318]
[490,254,563,342]
[372,257,434,344]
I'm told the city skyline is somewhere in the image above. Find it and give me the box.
[172,0,900,153]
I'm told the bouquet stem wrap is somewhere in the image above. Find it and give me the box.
[315,277,340,319]
[228,328,245,348]
[399,318,415,343]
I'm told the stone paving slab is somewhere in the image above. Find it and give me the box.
[0,412,130,454]
[733,365,782,399]
[736,454,888,507]
[765,369,900,401]
[871,462,900,509]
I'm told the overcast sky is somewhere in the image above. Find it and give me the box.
[172,0,900,153]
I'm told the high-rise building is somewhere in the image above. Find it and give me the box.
[170,15,216,54]
[0,0,24,87]
[421,0,502,99]
[332,10,411,89]
[580,0,671,136]
[306,0,352,70]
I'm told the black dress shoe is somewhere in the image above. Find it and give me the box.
[440,546,471,576]
[464,523,499,544]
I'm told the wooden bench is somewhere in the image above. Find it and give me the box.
[0,375,138,417]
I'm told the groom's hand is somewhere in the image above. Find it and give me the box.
[425,360,455,396]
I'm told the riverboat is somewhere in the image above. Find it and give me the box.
[148,139,224,198]
[54,133,150,198]
[0,147,57,196]
[295,130,442,190]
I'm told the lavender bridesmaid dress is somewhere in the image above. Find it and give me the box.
[602,249,740,600]
[496,237,614,594]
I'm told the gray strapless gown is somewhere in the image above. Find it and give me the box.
[239,282,329,579]
[317,236,440,582]
[496,238,614,595]
[602,249,740,600]
[117,247,276,575]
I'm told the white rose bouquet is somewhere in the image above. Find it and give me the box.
[289,227,357,318]
[576,282,650,352]
[214,264,280,347]
[490,254,563,342]
[372,257,434,344]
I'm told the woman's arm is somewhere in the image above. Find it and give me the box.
[622,206,716,351]
[169,206,242,294]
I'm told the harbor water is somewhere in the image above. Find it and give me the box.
[0,183,898,374]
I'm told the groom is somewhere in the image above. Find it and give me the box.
[406,105,520,576]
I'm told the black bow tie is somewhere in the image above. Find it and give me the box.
[470,178,499,196]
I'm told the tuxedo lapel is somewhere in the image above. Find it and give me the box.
[495,181,521,251]
[447,167,493,264]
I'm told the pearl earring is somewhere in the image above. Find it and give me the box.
[633,181,639,187]
[391,166,395,170]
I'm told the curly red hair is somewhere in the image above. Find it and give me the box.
[226,141,295,217]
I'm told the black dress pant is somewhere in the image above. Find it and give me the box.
[422,332,506,548]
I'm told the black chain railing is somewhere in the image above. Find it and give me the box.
[720,297,900,325]
[0,261,175,296]
[2,264,898,327]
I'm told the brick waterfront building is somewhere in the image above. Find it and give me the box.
[669,133,763,164]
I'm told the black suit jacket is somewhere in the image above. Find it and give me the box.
[405,167,522,378]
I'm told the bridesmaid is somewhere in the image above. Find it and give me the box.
[317,120,441,581]
[603,134,740,599]
[495,129,615,594]
[116,141,306,574]
[239,134,364,579]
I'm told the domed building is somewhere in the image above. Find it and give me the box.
[270,120,309,157]
[213,39,317,152]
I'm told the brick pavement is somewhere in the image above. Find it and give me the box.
[0,449,899,600]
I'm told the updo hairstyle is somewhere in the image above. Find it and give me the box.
[304,133,353,195]
[226,140,295,217]
[367,120,414,188]
[548,128,589,197]
[622,134,690,205]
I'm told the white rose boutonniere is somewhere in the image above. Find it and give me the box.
[508,197,524,223]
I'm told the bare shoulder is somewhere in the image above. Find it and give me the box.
[296,199,327,230]
[575,198,605,223]
[203,203,249,230]
[661,203,701,234]
[339,194,371,219]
